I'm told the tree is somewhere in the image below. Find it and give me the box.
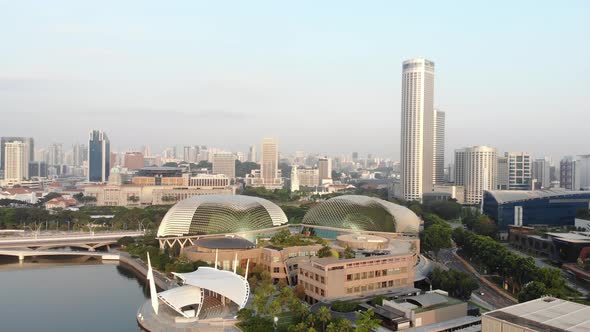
[472,215,498,237]
[289,322,309,332]
[421,223,452,256]
[327,319,352,332]
[317,306,332,332]
[425,200,462,220]
[354,310,381,332]
[429,268,478,300]
[294,283,306,300]
[343,246,355,259]
[518,281,547,302]
[317,245,333,258]
[237,308,254,321]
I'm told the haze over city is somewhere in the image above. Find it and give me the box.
[1,0,589,159]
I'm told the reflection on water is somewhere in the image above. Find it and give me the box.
[0,257,148,332]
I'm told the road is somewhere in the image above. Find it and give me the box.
[501,243,590,296]
[438,248,516,309]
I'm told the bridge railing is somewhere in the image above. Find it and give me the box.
[0,230,145,242]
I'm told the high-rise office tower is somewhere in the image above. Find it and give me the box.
[506,152,532,190]
[260,138,280,186]
[533,157,551,189]
[454,149,466,186]
[400,58,435,201]
[1,137,34,170]
[248,145,257,163]
[48,143,64,166]
[560,156,578,190]
[212,153,236,179]
[352,152,359,163]
[290,165,300,192]
[318,157,332,184]
[433,109,445,184]
[456,146,497,205]
[72,143,87,167]
[183,146,192,162]
[28,161,48,178]
[4,141,29,181]
[88,130,110,182]
[576,155,590,190]
[496,156,509,190]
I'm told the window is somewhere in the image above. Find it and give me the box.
[369,271,374,278]
[354,287,360,293]
[273,267,280,273]
[320,289,325,296]
[361,286,367,292]
[347,274,353,281]
[361,272,367,279]
[321,277,325,284]
[388,280,393,287]
[354,273,360,280]
[346,288,353,294]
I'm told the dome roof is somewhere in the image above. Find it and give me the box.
[302,195,420,233]
[157,195,288,237]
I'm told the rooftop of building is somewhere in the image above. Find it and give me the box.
[484,297,590,332]
[485,188,590,204]
[547,232,590,244]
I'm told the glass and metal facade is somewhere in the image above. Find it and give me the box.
[88,130,110,182]
[482,189,590,230]
[302,195,420,234]
[157,195,288,237]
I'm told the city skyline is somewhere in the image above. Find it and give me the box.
[1,1,589,159]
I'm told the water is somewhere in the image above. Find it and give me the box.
[0,259,148,332]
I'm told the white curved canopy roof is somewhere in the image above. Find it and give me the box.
[157,194,288,237]
[157,285,202,317]
[172,267,249,308]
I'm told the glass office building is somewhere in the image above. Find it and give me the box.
[483,189,590,230]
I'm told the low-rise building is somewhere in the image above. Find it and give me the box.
[298,253,415,303]
[482,296,590,332]
[45,196,77,209]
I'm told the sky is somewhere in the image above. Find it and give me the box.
[0,0,588,161]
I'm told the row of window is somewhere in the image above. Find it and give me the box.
[302,281,325,297]
[345,267,407,281]
[345,278,408,294]
[300,269,326,284]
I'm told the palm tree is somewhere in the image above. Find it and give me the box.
[354,310,381,332]
[317,306,332,332]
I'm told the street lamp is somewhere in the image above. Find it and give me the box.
[273,316,278,331]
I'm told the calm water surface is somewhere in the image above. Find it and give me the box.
[0,258,148,332]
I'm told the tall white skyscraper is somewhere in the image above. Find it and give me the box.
[433,109,445,184]
[290,165,300,192]
[4,141,29,182]
[460,146,497,205]
[260,138,279,185]
[533,158,551,189]
[400,58,435,201]
[506,152,532,190]
[248,145,257,163]
[48,143,63,166]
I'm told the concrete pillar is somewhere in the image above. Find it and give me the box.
[18,254,24,264]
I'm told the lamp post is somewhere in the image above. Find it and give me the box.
[273,316,278,331]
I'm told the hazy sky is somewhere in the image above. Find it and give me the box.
[0,1,588,161]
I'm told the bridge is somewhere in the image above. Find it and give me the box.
[0,231,145,251]
[0,249,120,262]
